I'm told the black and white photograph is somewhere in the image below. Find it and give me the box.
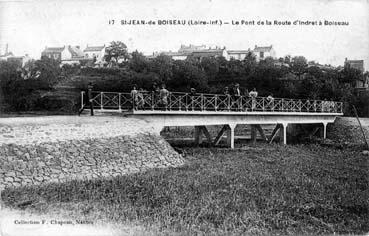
[0,0,368,235]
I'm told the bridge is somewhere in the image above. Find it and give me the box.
[80,91,343,148]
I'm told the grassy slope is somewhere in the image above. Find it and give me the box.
[2,144,368,235]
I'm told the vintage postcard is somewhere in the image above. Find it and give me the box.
[0,0,368,235]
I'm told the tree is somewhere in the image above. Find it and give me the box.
[104,41,129,66]
[33,56,61,88]
[150,54,173,83]
[170,60,208,91]
[340,64,363,85]
[129,50,148,72]
[290,56,307,79]
[242,51,257,75]
[199,57,219,80]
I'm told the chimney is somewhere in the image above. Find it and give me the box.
[255,45,257,48]
[5,43,8,54]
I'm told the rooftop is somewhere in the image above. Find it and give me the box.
[253,45,273,52]
[84,45,105,52]
[227,50,251,54]
[68,46,84,58]
[42,46,65,53]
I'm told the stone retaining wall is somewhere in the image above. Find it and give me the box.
[0,116,184,188]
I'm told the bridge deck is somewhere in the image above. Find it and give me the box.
[81,91,343,148]
[82,91,343,114]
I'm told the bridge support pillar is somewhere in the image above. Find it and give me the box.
[152,125,164,135]
[226,124,236,149]
[280,123,288,145]
[322,122,327,139]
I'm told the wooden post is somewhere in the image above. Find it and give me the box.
[269,124,282,144]
[251,125,257,144]
[118,93,122,112]
[254,124,268,141]
[194,126,202,145]
[214,125,228,146]
[87,83,94,116]
[200,126,212,143]
[353,105,369,149]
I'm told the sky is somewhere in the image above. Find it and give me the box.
[0,0,368,69]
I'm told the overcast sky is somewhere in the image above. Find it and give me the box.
[0,0,368,69]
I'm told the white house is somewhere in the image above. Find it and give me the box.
[227,50,251,60]
[253,45,276,61]
[83,45,106,63]
[41,45,85,65]
[61,46,85,65]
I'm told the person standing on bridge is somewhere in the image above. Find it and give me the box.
[267,93,274,111]
[249,88,258,111]
[137,88,145,110]
[151,82,160,108]
[232,83,242,111]
[130,84,138,110]
[223,86,230,95]
[160,83,169,111]
[222,87,230,111]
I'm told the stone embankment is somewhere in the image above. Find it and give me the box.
[328,117,369,146]
[0,116,184,188]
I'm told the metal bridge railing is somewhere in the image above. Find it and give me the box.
[80,91,344,114]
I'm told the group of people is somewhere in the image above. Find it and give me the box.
[130,82,275,111]
[131,83,169,110]
[222,83,275,110]
[222,83,274,101]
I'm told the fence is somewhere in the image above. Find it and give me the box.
[80,91,343,114]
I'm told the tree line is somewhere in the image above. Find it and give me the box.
[0,41,368,116]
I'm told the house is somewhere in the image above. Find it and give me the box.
[344,58,364,72]
[178,44,207,53]
[0,44,14,61]
[227,50,251,60]
[149,51,189,61]
[147,44,277,62]
[41,45,85,65]
[61,46,85,65]
[191,47,229,61]
[149,45,229,61]
[83,45,106,63]
[344,58,368,89]
[253,45,276,61]
[41,46,65,61]
[7,54,32,68]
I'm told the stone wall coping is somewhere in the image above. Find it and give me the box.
[0,116,157,145]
